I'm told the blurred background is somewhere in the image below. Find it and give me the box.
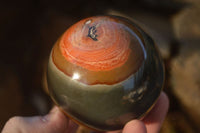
[0,0,200,132]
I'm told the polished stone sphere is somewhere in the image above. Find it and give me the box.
[47,15,164,131]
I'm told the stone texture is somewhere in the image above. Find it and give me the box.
[107,10,174,59]
[0,1,200,132]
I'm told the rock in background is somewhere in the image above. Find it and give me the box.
[171,4,200,132]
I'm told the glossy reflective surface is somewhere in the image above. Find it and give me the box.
[47,16,164,131]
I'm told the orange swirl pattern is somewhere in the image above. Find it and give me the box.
[60,17,131,71]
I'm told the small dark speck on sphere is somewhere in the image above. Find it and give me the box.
[88,26,98,41]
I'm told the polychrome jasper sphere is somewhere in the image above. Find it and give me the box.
[47,16,164,131]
